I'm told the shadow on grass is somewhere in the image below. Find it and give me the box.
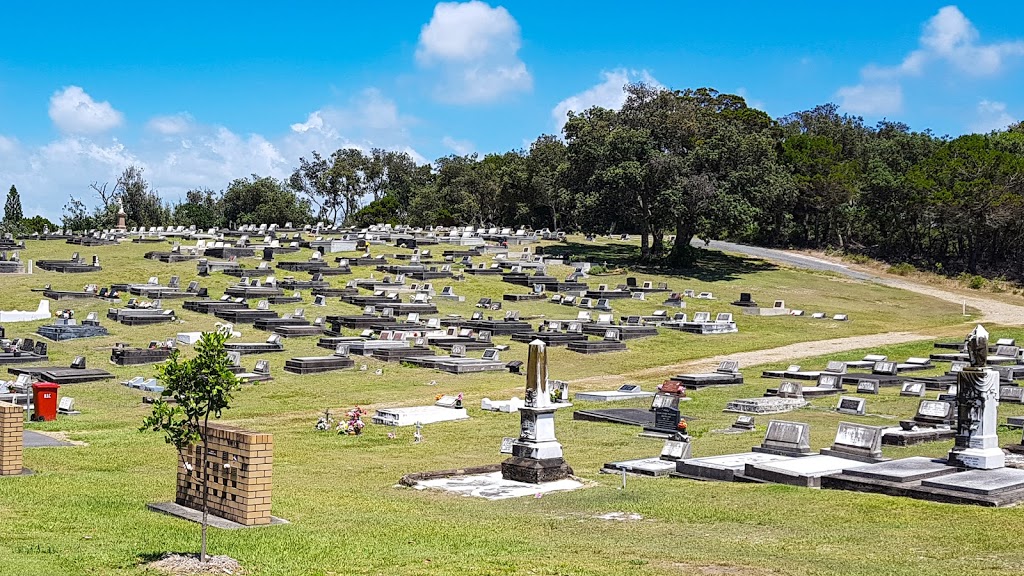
[543,241,778,282]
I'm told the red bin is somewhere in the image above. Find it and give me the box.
[32,382,60,421]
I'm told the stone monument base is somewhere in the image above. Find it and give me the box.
[948,447,1005,470]
[501,456,573,484]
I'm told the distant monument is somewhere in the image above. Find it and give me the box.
[115,202,127,231]
[501,339,573,483]
[948,325,1004,469]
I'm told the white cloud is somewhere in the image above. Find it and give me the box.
[147,113,194,135]
[0,135,17,155]
[835,84,903,115]
[970,100,1016,133]
[0,88,427,221]
[734,87,766,112]
[838,6,1024,116]
[551,69,661,132]
[48,86,124,134]
[441,136,474,155]
[416,1,532,103]
[283,88,420,161]
[863,6,1024,80]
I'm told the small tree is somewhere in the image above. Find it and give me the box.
[140,332,240,563]
[4,185,23,231]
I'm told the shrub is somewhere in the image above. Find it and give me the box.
[844,253,871,265]
[958,274,986,290]
[887,263,916,276]
[588,265,606,275]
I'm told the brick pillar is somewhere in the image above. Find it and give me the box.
[175,424,273,526]
[0,401,24,476]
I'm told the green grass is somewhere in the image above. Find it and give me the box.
[0,236,1013,575]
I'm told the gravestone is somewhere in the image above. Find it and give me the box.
[948,325,1004,469]
[873,361,898,376]
[732,415,755,431]
[900,381,926,397]
[856,380,880,395]
[1000,386,1024,404]
[777,381,803,399]
[914,399,955,426]
[836,396,866,416]
[645,393,682,435]
[660,436,691,461]
[501,340,573,483]
[817,373,843,390]
[753,420,812,456]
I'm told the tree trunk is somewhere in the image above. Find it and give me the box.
[201,414,209,563]
[667,220,697,267]
[652,231,664,257]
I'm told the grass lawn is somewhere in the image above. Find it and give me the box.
[0,237,1016,575]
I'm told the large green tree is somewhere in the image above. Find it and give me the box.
[222,175,312,226]
[173,188,223,230]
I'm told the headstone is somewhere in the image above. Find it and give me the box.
[1000,386,1024,404]
[836,396,866,416]
[873,361,898,376]
[732,415,755,431]
[647,393,681,434]
[900,381,926,397]
[914,399,955,426]
[753,420,812,456]
[856,379,880,395]
[501,340,573,483]
[777,381,803,399]
[821,422,885,462]
[660,436,691,461]
[948,325,1004,469]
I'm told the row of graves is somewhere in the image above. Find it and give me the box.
[588,325,1024,507]
[35,253,102,273]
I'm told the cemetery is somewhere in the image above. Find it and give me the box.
[3,228,1024,575]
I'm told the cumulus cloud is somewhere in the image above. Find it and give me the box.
[147,113,194,135]
[551,69,661,132]
[835,84,903,116]
[837,6,1024,116]
[48,86,124,134]
[416,1,532,103]
[0,135,17,155]
[283,88,423,162]
[970,100,1016,133]
[863,6,1024,80]
[0,88,427,221]
[441,136,474,155]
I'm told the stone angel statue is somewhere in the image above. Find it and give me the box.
[965,324,989,368]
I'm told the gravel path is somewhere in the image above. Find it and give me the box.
[694,239,1024,324]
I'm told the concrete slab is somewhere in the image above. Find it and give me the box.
[147,502,289,530]
[840,457,955,483]
[412,471,584,500]
[921,468,1024,496]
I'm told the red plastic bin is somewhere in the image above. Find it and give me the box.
[31,382,60,421]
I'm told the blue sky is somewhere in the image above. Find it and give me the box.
[1,2,1022,220]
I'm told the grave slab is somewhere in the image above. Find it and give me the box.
[412,471,583,500]
[744,454,872,488]
[920,468,1024,496]
[673,452,793,482]
[372,405,469,427]
[602,458,678,477]
[840,457,955,483]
